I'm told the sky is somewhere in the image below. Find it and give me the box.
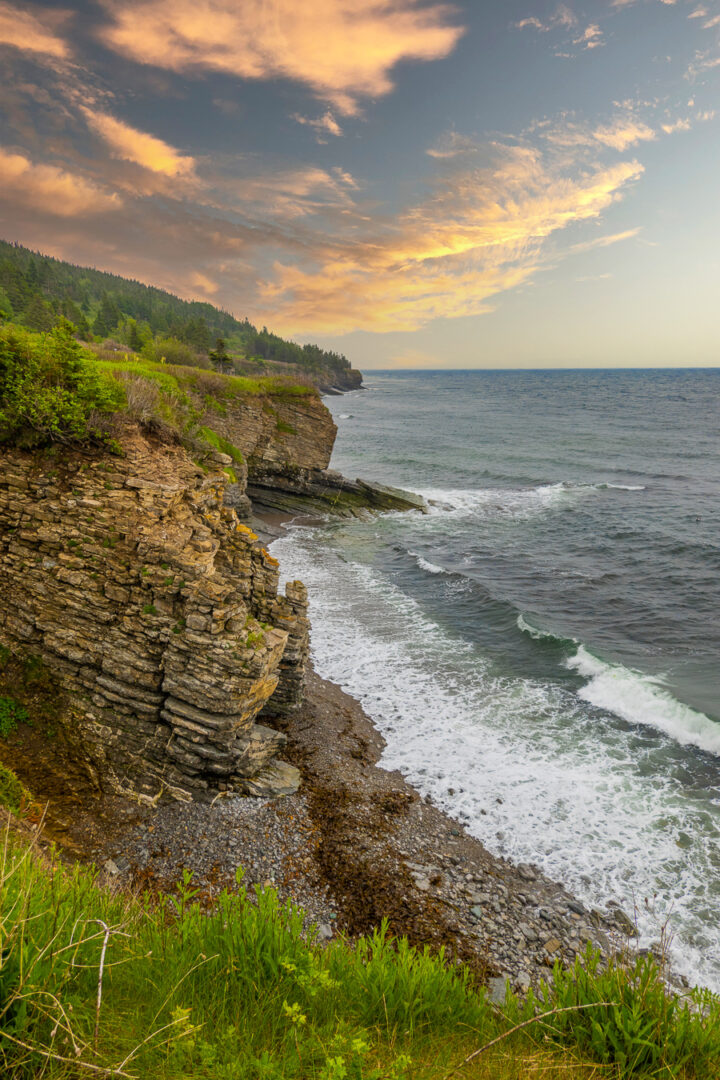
[1,1,719,369]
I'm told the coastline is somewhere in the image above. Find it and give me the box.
[23,656,645,1001]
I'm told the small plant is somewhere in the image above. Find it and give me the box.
[142,603,157,616]
[0,696,28,738]
[0,762,31,814]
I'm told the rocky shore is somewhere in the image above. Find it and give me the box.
[24,662,654,1002]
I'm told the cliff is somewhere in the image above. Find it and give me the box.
[0,423,310,802]
[0,332,424,804]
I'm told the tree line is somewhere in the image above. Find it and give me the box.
[0,239,351,378]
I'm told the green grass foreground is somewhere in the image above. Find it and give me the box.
[1,829,719,1080]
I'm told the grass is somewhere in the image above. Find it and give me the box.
[0,828,717,1080]
[93,357,315,401]
[0,322,314,457]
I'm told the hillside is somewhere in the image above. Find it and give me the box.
[0,239,362,391]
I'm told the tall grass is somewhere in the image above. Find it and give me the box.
[0,827,718,1078]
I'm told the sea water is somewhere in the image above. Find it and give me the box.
[272,369,720,991]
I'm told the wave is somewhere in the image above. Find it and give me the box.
[407,550,448,575]
[338,413,353,419]
[516,615,720,755]
[418,480,644,519]
[516,613,576,646]
[566,646,720,757]
[272,529,720,993]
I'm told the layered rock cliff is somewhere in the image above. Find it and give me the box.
[0,422,309,802]
[0,375,425,803]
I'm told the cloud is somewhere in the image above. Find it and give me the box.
[592,117,656,149]
[426,130,478,158]
[514,5,603,53]
[574,24,604,49]
[293,110,343,140]
[207,163,360,220]
[661,117,691,132]
[570,227,642,253]
[0,147,122,216]
[191,271,219,294]
[256,145,644,333]
[97,0,465,115]
[0,2,70,59]
[82,108,196,177]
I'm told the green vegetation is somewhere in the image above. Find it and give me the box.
[0,239,353,384]
[0,835,717,1080]
[0,696,29,738]
[0,322,312,455]
[0,763,30,814]
[0,322,123,448]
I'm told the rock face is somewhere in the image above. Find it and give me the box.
[0,426,309,802]
[212,391,425,520]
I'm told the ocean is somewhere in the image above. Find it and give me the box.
[271,369,720,992]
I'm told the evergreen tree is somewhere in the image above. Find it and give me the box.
[0,287,14,321]
[22,294,54,332]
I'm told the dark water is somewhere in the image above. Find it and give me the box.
[272,369,720,990]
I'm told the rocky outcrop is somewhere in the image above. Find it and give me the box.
[247,469,428,519]
[209,390,425,520]
[0,427,308,802]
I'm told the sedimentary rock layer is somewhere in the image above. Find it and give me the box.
[0,425,309,801]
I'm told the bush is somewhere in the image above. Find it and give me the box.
[509,946,720,1079]
[143,336,209,368]
[0,322,124,447]
[0,763,31,814]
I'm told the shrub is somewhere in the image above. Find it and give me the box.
[0,322,124,447]
[143,336,209,368]
[0,762,30,814]
[509,946,720,1079]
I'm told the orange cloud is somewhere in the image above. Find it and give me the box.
[592,118,656,150]
[0,2,69,58]
[97,0,465,114]
[0,147,122,216]
[191,271,219,294]
[82,109,196,177]
[257,147,644,333]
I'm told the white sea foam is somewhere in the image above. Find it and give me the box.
[273,529,720,992]
[408,550,448,575]
[419,481,645,520]
[338,413,353,419]
[516,613,571,643]
[517,615,720,755]
[566,646,720,756]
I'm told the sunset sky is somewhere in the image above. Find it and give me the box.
[1,0,719,368]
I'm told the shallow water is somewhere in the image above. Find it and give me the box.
[272,369,720,991]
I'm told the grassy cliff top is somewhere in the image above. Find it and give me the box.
[0,320,314,457]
